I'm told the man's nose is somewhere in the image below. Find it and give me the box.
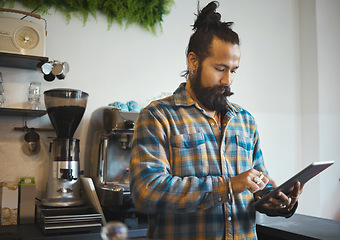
[221,72,232,86]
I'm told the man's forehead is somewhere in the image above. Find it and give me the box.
[208,39,241,61]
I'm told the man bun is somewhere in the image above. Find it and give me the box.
[193,1,221,32]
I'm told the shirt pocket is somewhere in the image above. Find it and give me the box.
[235,135,253,174]
[170,133,208,177]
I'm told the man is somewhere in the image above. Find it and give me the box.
[130,1,303,239]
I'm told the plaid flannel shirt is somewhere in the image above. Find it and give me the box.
[130,83,270,240]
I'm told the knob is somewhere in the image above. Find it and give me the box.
[124,120,135,129]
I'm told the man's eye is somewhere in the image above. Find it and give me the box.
[215,68,224,72]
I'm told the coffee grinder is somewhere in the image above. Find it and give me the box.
[41,89,88,207]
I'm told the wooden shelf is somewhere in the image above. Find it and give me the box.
[0,53,49,117]
[0,52,48,70]
[0,107,46,117]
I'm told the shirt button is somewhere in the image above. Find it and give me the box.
[211,122,215,126]
[228,216,232,221]
[218,197,222,202]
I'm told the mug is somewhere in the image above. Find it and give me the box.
[24,129,40,153]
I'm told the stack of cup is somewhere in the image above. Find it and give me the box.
[27,82,41,110]
[126,101,140,112]
[108,101,140,112]
[109,102,129,112]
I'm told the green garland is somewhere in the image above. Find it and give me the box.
[0,0,174,33]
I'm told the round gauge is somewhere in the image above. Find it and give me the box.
[14,26,39,50]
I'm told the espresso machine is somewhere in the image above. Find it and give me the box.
[87,106,145,227]
[41,88,88,207]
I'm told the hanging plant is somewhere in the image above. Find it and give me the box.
[0,0,174,34]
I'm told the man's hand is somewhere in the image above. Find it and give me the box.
[230,169,276,195]
[257,181,304,212]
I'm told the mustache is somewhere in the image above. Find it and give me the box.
[214,84,234,97]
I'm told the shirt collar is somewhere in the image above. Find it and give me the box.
[173,83,195,107]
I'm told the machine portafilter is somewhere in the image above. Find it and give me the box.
[41,89,88,207]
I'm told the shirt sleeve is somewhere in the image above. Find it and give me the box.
[129,107,232,214]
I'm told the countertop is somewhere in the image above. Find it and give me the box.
[256,213,340,240]
[1,214,339,240]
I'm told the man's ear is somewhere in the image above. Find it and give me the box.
[187,52,199,71]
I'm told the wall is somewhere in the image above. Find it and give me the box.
[296,0,340,221]
[298,0,321,218]
[0,0,338,220]
[316,0,340,220]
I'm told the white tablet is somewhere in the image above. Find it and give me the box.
[252,161,334,207]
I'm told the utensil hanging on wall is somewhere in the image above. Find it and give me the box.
[24,128,40,154]
[14,121,54,155]
[37,60,69,82]
[40,62,55,81]
[52,61,69,80]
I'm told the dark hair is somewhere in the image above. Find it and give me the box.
[182,1,240,78]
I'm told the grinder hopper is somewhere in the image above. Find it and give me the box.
[44,89,88,138]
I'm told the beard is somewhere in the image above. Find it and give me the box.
[190,65,234,112]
